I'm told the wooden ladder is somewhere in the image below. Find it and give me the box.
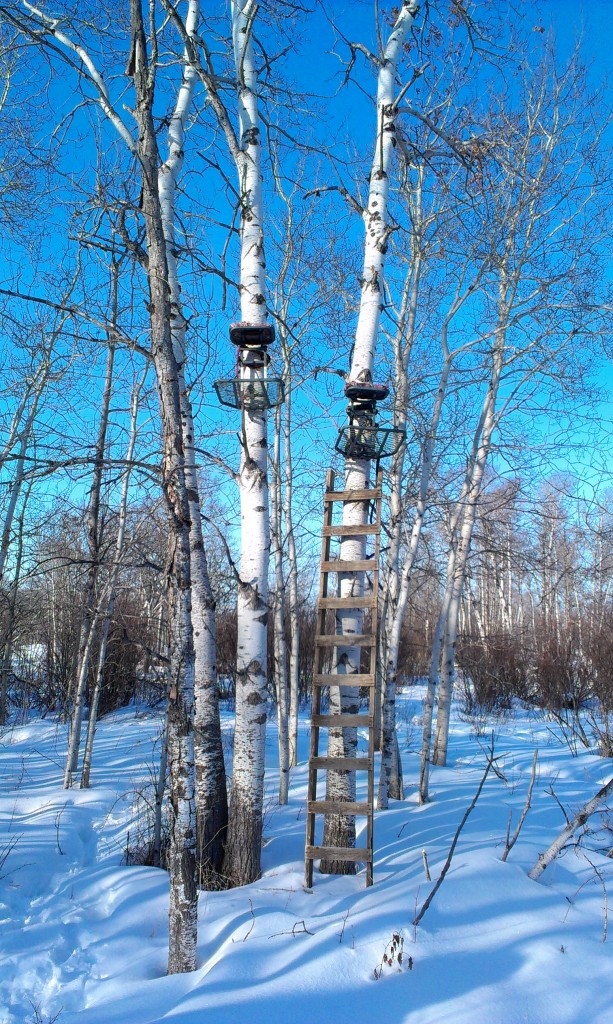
[305,467,383,888]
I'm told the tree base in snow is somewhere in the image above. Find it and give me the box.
[318,858,358,876]
[320,813,358,875]
[222,787,263,887]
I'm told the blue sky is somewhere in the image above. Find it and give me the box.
[0,0,611,540]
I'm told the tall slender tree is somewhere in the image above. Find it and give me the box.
[2,0,206,972]
[320,1,419,872]
[221,0,274,886]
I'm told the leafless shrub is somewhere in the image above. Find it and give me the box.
[457,637,529,713]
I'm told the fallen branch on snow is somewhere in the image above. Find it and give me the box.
[528,775,613,881]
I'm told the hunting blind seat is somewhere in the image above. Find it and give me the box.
[305,468,383,888]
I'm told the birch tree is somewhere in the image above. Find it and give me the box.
[2,0,207,973]
[221,0,274,887]
[317,1,419,872]
[268,165,335,797]
[378,262,485,807]
[375,99,492,805]
[156,0,227,884]
[163,0,275,887]
[0,481,31,724]
[270,400,290,805]
[127,0,198,971]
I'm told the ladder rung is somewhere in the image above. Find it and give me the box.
[310,756,371,771]
[318,596,375,609]
[313,673,374,686]
[312,713,371,727]
[322,524,380,537]
[321,559,375,573]
[315,634,375,647]
[306,845,371,862]
[324,488,381,502]
[308,800,371,815]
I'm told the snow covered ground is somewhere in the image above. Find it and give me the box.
[1,691,612,1024]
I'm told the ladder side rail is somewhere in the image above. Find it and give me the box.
[306,469,335,886]
[365,469,383,885]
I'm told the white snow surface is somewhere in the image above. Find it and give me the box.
[1,691,612,1024]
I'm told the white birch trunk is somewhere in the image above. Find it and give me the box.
[0,420,35,582]
[380,200,487,805]
[321,1,418,869]
[157,0,227,882]
[418,54,565,792]
[129,0,198,972]
[223,0,272,886]
[281,334,300,769]
[383,259,486,806]
[268,174,300,772]
[418,578,454,803]
[271,403,290,804]
[285,400,300,768]
[379,354,451,806]
[376,174,430,800]
[419,399,482,803]
[376,239,422,752]
[433,299,508,768]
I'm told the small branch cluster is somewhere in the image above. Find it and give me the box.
[373,931,413,980]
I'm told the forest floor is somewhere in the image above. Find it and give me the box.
[1,688,612,1024]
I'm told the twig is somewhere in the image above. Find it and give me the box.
[303,184,364,217]
[0,833,24,878]
[562,854,610,944]
[200,514,241,584]
[241,898,255,942]
[55,803,67,856]
[268,919,314,939]
[546,780,570,824]
[421,849,431,881]
[583,853,609,943]
[27,999,63,1024]
[413,738,497,928]
[501,749,538,862]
